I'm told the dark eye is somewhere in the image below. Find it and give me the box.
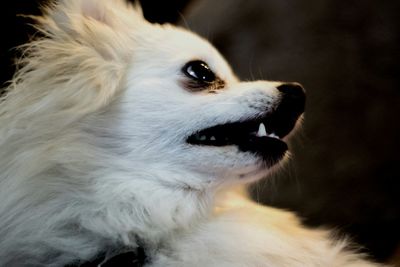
[182,60,216,83]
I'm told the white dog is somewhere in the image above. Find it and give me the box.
[0,0,386,266]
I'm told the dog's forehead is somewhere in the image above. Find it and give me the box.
[138,24,234,80]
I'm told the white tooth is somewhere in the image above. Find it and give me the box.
[268,133,279,139]
[210,136,216,141]
[200,135,206,141]
[257,123,267,137]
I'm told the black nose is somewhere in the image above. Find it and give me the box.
[276,82,306,116]
[265,83,305,138]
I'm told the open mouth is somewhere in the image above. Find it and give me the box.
[187,83,305,165]
[186,110,301,164]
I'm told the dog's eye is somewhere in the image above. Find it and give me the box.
[182,60,216,83]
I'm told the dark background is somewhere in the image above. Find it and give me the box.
[1,0,399,264]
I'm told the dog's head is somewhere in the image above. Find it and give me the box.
[8,0,304,191]
[105,5,305,189]
[117,46,305,188]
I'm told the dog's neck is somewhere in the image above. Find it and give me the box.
[0,162,216,266]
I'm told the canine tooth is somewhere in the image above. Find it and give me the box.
[210,136,216,141]
[257,123,267,137]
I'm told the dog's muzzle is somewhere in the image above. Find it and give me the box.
[187,83,305,165]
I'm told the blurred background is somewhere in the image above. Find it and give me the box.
[1,0,399,265]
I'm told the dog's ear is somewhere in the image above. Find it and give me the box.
[8,0,147,122]
[79,0,145,25]
[47,0,145,61]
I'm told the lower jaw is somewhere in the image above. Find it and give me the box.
[220,149,289,183]
[185,139,289,178]
[237,138,288,166]
[188,136,288,160]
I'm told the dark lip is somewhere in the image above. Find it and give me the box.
[186,112,297,164]
[237,135,288,165]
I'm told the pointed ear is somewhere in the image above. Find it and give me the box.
[45,0,145,61]
[52,0,145,32]
[12,0,147,120]
[80,0,144,26]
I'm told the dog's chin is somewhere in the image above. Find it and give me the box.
[181,138,290,186]
[230,150,289,182]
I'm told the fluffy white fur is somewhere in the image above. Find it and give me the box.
[0,0,386,266]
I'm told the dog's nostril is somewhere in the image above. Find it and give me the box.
[277,83,306,101]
